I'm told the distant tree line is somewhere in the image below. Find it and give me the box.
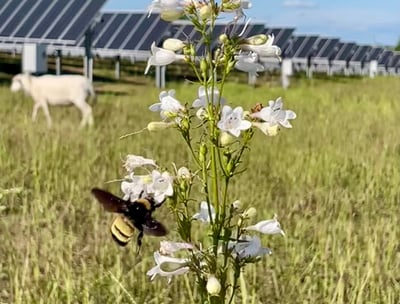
[396,38,400,51]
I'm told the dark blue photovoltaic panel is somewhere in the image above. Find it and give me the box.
[138,17,170,50]
[296,36,319,58]
[0,0,105,44]
[367,47,384,61]
[95,14,127,48]
[388,54,400,67]
[313,38,327,56]
[29,2,68,38]
[0,0,32,36]
[13,0,52,37]
[290,36,306,57]
[62,0,106,41]
[351,46,371,62]
[45,0,86,39]
[319,38,340,58]
[0,1,18,27]
[109,14,142,49]
[124,14,159,50]
[378,51,393,65]
[277,29,295,48]
[0,0,11,12]
[335,43,357,61]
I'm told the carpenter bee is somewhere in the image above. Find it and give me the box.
[91,188,167,253]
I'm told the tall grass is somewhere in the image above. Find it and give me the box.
[0,77,399,303]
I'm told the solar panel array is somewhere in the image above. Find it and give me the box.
[0,0,106,45]
[0,4,398,72]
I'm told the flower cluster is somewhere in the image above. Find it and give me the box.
[106,1,299,302]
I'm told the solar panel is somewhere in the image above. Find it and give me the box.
[0,0,106,45]
[388,53,400,67]
[367,47,384,61]
[350,45,371,62]
[315,38,340,58]
[334,42,357,61]
[290,35,318,58]
[265,28,295,49]
[378,51,393,65]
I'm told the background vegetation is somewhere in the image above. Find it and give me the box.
[0,74,399,303]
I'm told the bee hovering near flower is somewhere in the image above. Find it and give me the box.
[91,188,168,253]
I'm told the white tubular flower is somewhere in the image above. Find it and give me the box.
[147,121,176,132]
[217,105,252,137]
[147,170,174,204]
[160,241,194,255]
[240,34,281,60]
[192,201,216,223]
[230,235,272,259]
[220,131,236,146]
[192,86,225,108]
[146,252,190,283]
[245,217,285,236]
[250,97,296,128]
[251,122,280,136]
[145,42,177,75]
[149,89,185,120]
[123,155,157,172]
[121,179,147,202]
[206,275,221,295]
[221,0,252,20]
[235,53,264,77]
[148,0,184,21]
[162,38,186,52]
[177,166,191,180]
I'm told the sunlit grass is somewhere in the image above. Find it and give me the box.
[0,77,399,303]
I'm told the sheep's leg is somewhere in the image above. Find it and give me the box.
[40,102,52,128]
[75,101,93,128]
[32,103,40,122]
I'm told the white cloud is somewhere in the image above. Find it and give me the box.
[282,0,317,9]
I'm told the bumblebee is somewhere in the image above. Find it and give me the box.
[91,188,167,253]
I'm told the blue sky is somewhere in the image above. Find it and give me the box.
[103,0,400,46]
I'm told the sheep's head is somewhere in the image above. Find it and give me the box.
[10,74,28,93]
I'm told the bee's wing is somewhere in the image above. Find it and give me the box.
[91,188,128,213]
[143,218,168,236]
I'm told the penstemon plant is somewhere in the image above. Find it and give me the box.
[113,1,297,303]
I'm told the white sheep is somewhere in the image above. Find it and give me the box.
[10,73,96,128]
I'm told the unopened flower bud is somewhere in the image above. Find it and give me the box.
[147,121,175,132]
[220,131,235,146]
[163,38,185,51]
[199,4,212,20]
[177,167,191,180]
[219,34,228,44]
[200,58,208,75]
[189,44,196,56]
[161,9,183,21]
[196,108,207,120]
[232,200,241,210]
[199,143,207,163]
[241,34,268,46]
[206,275,221,296]
[243,207,257,219]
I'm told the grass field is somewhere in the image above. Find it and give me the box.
[0,76,399,303]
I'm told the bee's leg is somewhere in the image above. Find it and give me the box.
[136,230,144,254]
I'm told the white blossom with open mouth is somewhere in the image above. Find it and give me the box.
[145,42,177,75]
[148,170,174,204]
[160,241,194,255]
[121,178,148,202]
[146,252,190,283]
[149,90,185,120]
[250,97,296,128]
[240,34,281,60]
[192,86,226,108]
[245,217,285,236]
[148,0,184,21]
[123,155,157,173]
[230,235,272,259]
[192,201,216,223]
[221,0,252,20]
[217,105,252,137]
[235,52,264,77]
